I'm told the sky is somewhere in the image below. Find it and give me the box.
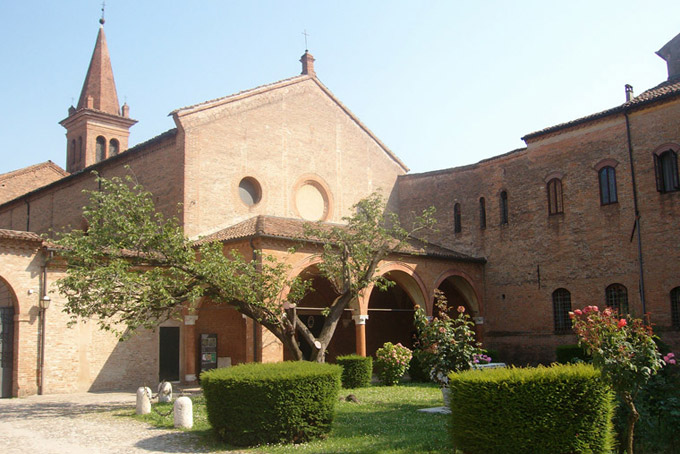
[1,1,680,175]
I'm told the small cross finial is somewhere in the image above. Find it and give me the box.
[302,29,310,52]
[99,1,106,25]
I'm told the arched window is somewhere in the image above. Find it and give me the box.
[77,136,83,163]
[605,284,628,314]
[479,197,486,230]
[671,287,680,330]
[547,178,563,214]
[500,191,508,225]
[654,149,679,193]
[109,139,119,156]
[69,139,76,165]
[599,166,617,205]
[453,203,461,233]
[95,136,106,162]
[553,288,572,333]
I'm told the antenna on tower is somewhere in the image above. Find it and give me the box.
[100,1,106,25]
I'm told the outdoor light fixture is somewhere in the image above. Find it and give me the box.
[39,295,51,310]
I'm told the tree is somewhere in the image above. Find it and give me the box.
[53,173,435,363]
[570,306,665,454]
[54,173,310,360]
[299,193,436,361]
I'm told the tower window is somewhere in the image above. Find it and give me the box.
[238,177,262,206]
[599,166,618,205]
[78,136,83,163]
[453,203,462,233]
[109,139,119,156]
[553,288,572,333]
[654,149,679,193]
[500,191,508,225]
[95,136,106,162]
[605,284,628,314]
[547,178,563,215]
[479,197,486,230]
[69,139,76,165]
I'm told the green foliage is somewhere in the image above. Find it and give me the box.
[408,350,431,382]
[51,172,310,358]
[448,364,615,454]
[336,354,372,388]
[613,360,680,453]
[200,361,341,446]
[555,344,591,364]
[483,348,500,362]
[301,192,436,362]
[375,342,412,386]
[412,290,483,385]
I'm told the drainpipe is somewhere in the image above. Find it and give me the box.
[24,199,30,232]
[624,109,647,316]
[37,250,53,395]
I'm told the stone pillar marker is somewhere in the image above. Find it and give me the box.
[136,387,152,415]
[353,314,368,357]
[174,396,193,429]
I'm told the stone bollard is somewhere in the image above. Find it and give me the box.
[136,387,152,415]
[158,381,173,403]
[173,396,193,429]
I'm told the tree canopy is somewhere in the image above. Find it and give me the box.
[53,172,435,362]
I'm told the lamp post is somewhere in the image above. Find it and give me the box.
[38,295,50,395]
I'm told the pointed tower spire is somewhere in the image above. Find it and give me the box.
[60,19,136,173]
[76,25,120,114]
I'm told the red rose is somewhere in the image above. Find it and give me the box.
[617,319,627,328]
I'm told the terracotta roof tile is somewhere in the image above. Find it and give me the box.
[522,77,680,141]
[0,229,42,242]
[194,215,484,262]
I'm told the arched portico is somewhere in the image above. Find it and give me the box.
[359,263,428,358]
[0,277,18,398]
[432,270,484,340]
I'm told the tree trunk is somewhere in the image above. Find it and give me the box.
[623,392,639,454]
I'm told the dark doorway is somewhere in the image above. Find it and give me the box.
[159,327,180,382]
[0,306,14,398]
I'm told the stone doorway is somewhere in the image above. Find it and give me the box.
[0,280,15,398]
[159,327,180,382]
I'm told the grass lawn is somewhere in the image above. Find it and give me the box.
[125,382,453,453]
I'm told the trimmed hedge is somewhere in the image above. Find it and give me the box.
[336,354,372,388]
[201,361,341,446]
[555,344,591,364]
[448,364,614,454]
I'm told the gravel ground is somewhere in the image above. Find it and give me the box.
[0,391,235,454]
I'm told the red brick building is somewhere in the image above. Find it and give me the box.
[0,24,678,396]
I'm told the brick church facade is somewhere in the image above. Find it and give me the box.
[0,24,678,396]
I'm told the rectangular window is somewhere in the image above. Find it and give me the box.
[599,167,618,205]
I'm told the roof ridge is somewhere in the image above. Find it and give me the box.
[0,161,67,181]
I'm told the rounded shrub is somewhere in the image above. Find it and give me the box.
[555,344,591,364]
[448,363,614,454]
[201,361,341,446]
[336,354,372,388]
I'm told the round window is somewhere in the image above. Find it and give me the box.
[295,182,327,221]
[238,177,262,206]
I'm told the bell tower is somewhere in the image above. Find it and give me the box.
[60,17,136,173]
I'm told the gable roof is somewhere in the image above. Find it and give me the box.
[0,161,67,182]
[522,77,680,142]
[194,215,484,263]
[0,229,42,243]
[171,74,409,172]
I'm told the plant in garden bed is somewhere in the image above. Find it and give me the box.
[412,290,484,387]
[570,306,665,454]
[374,342,412,385]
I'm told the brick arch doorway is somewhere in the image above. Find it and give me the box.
[365,270,425,357]
[435,273,483,341]
[0,278,17,398]
[284,266,355,362]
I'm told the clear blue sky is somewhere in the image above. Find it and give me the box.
[1,1,679,175]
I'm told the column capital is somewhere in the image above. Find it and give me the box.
[352,314,369,325]
[184,315,199,325]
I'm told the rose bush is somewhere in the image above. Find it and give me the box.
[374,342,412,386]
[570,305,665,454]
[413,290,483,386]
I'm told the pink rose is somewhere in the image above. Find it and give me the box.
[457,306,466,313]
[617,319,627,328]
[573,309,583,316]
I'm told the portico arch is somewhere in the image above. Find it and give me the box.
[0,276,18,398]
[363,263,428,358]
[432,270,484,340]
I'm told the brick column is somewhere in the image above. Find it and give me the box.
[183,315,199,383]
[353,314,369,357]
